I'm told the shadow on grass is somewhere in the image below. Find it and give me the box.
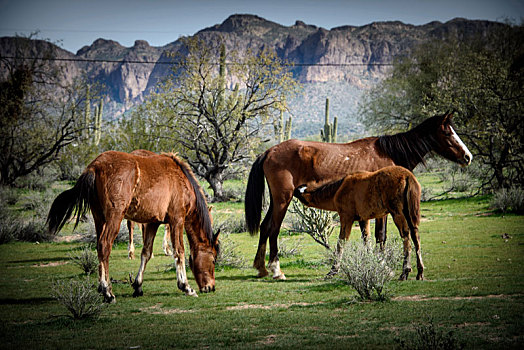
[0,297,55,305]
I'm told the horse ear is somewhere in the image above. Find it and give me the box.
[443,110,454,123]
[213,229,221,243]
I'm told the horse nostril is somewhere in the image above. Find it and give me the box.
[212,286,216,292]
[464,154,471,164]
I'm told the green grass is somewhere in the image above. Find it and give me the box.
[0,193,523,349]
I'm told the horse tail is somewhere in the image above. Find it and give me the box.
[245,151,269,236]
[402,173,421,232]
[46,169,96,235]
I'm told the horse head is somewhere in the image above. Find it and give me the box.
[432,112,473,166]
[189,229,220,293]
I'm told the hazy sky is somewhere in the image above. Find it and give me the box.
[1,0,522,53]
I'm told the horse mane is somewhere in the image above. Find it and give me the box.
[376,114,447,170]
[162,153,215,245]
[294,178,345,206]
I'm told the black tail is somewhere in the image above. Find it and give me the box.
[245,152,268,235]
[46,170,96,235]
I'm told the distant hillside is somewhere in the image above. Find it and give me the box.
[0,15,504,137]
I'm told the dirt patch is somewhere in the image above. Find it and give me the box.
[32,261,68,268]
[53,234,83,243]
[140,303,195,315]
[226,302,323,311]
[392,294,521,302]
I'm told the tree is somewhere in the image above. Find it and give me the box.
[134,37,298,201]
[359,22,524,190]
[0,36,90,186]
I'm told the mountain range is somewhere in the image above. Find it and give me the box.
[0,14,503,138]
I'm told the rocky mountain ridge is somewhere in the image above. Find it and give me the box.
[1,14,503,119]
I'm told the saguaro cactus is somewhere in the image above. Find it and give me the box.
[93,99,103,146]
[320,98,337,143]
[275,110,293,143]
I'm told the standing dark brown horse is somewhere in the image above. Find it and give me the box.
[294,166,423,280]
[47,151,219,302]
[245,112,472,279]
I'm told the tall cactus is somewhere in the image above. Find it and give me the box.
[320,98,337,143]
[93,99,103,146]
[84,84,91,140]
[275,110,293,143]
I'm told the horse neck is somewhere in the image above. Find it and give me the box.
[377,126,435,170]
[306,178,344,208]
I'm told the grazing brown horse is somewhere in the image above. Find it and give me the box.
[294,166,423,280]
[47,151,220,302]
[245,112,472,279]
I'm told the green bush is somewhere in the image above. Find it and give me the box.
[0,202,50,244]
[52,277,105,320]
[491,186,524,214]
[215,234,246,270]
[338,239,403,301]
[69,245,99,275]
[289,199,337,251]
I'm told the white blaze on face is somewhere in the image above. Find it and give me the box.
[450,126,473,165]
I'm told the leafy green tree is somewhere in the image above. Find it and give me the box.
[359,22,524,190]
[0,36,90,185]
[131,37,298,201]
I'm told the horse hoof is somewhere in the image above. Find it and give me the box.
[273,274,286,280]
[186,290,198,297]
[257,270,269,278]
[132,288,143,298]
[104,295,116,304]
[325,269,339,279]
[416,274,424,281]
[399,273,408,281]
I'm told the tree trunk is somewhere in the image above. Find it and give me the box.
[207,172,227,202]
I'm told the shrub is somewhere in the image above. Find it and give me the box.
[337,239,403,301]
[491,186,524,214]
[289,199,337,251]
[0,186,19,205]
[396,316,464,350]
[0,202,51,244]
[51,277,106,320]
[277,237,303,258]
[213,212,246,234]
[215,234,246,270]
[69,245,99,275]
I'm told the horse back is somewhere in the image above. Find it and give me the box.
[263,138,395,188]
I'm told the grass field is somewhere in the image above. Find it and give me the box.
[0,186,523,349]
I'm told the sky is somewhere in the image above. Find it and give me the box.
[1,0,522,54]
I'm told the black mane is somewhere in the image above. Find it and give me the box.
[376,115,445,170]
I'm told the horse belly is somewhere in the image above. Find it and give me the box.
[125,190,170,224]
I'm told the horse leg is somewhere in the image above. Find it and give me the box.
[131,222,160,297]
[253,204,272,278]
[375,216,388,250]
[170,219,197,297]
[162,224,173,256]
[392,213,412,280]
[267,191,294,280]
[127,220,135,260]
[359,220,371,244]
[410,226,424,280]
[139,223,153,259]
[95,212,123,303]
[327,215,354,277]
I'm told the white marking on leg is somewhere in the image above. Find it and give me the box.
[175,257,197,297]
[450,126,472,164]
[268,260,286,280]
[135,255,147,286]
[163,230,173,256]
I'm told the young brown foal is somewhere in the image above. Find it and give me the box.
[294,166,424,281]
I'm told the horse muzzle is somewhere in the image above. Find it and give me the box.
[199,285,216,293]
